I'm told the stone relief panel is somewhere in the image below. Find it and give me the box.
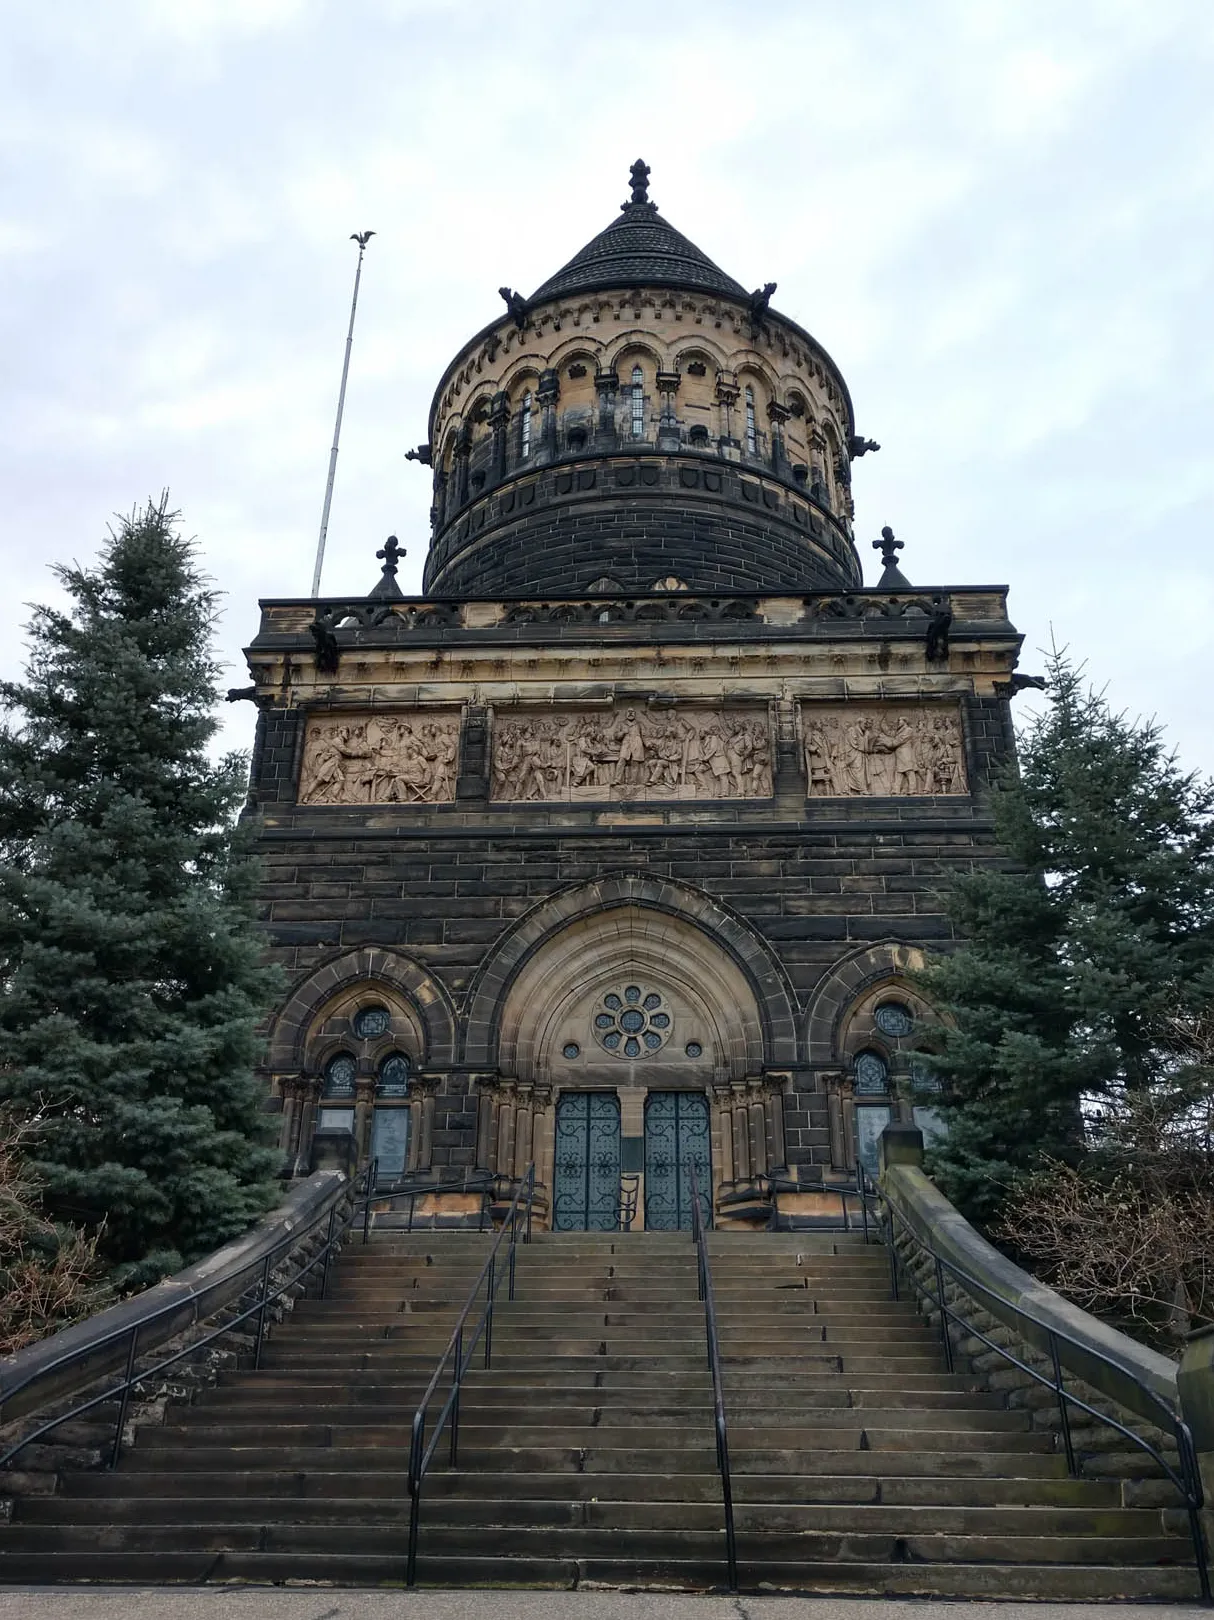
[299,713,460,805]
[491,706,772,802]
[803,705,967,797]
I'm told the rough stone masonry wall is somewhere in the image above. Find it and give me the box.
[255,814,1005,1181]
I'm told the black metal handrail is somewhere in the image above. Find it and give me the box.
[405,1163,535,1588]
[0,1163,375,1476]
[857,1164,1210,1602]
[359,1167,498,1240]
[762,1172,872,1235]
[688,1161,737,1592]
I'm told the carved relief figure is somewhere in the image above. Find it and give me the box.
[491,707,772,802]
[300,714,461,805]
[803,706,966,797]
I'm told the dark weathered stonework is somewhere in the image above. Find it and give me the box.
[241,172,1028,1226]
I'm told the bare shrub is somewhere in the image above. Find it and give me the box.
[0,1108,110,1354]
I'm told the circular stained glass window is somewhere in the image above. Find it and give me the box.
[323,1053,357,1098]
[353,1005,391,1040]
[563,1042,580,1060]
[874,1002,914,1038]
[685,1041,703,1059]
[593,987,672,1060]
[378,1053,410,1097]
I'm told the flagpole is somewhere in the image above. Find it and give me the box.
[311,230,375,598]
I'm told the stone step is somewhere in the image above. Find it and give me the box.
[15,1495,1179,1540]
[0,1548,1196,1600]
[0,1521,1190,1567]
[56,1468,1129,1508]
[162,1407,1029,1437]
[188,1387,1007,1416]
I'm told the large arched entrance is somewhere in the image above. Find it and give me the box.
[470,893,789,1229]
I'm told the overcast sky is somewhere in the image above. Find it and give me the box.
[3,0,1212,774]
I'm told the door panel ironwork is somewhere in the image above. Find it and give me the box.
[552,1092,621,1231]
[644,1090,711,1230]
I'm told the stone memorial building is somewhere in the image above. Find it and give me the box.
[239,161,1027,1230]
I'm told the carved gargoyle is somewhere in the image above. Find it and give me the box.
[848,435,881,457]
[749,281,777,323]
[498,287,528,329]
[926,606,953,662]
[405,443,432,466]
[309,619,341,675]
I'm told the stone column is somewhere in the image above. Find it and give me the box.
[747,1079,769,1178]
[353,1075,377,1169]
[715,370,739,456]
[453,424,472,508]
[595,368,619,445]
[657,368,681,451]
[768,401,790,476]
[537,369,560,464]
[489,390,510,484]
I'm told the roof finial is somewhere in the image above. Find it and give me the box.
[872,525,911,589]
[369,534,405,600]
[626,158,651,208]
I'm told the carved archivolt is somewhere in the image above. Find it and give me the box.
[803,704,966,797]
[491,705,772,803]
[299,712,460,805]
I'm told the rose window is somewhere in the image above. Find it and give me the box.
[592,985,671,1059]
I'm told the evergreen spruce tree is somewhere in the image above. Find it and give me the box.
[0,498,281,1285]
[917,646,1214,1226]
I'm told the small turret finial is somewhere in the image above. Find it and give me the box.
[369,535,405,600]
[626,159,651,208]
[872,525,912,589]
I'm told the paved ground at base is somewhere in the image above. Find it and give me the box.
[0,1593,1204,1620]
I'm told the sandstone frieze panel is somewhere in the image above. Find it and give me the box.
[490,706,772,803]
[803,705,966,797]
[299,712,460,805]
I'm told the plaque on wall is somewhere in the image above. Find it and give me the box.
[299,713,460,805]
[490,706,772,802]
[803,704,967,797]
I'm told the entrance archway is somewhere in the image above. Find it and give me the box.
[472,898,783,1228]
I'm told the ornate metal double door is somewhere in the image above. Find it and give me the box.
[552,1091,622,1231]
[644,1090,711,1230]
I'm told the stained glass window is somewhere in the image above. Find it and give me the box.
[853,1050,888,1095]
[874,1002,914,1038]
[745,386,757,455]
[631,366,645,437]
[521,391,533,459]
[353,1005,390,1039]
[593,986,672,1059]
[378,1053,410,1097]
[323,1053,357,1098]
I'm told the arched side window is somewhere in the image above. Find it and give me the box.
[322,1053,357,1099]
[371,1053,411,1182]
[630,366,645,438]
[853,1049,889,1095]
[520,391,533,459]
[744,386,757,455]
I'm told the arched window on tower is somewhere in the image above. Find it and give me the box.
[630,366,645,438]
[520,391,533,459]
[744,387,758,456]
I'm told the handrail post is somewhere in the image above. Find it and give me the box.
[407,1410,424,1587]
[319,1205,338,1299]
[253,1252,272,1370]
[1049,1329,1077,1475]
[933,1254,954,1373]
[485,1256,496,1368]
[450,1327,463,1468]
[108,1324,140,1469]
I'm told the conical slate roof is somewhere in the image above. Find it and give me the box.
[529,163,748,305]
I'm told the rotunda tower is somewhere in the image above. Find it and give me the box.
[421,161,871,597]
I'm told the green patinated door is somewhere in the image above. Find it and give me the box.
[552,1092,622,1231]
[644,1090,711,1230]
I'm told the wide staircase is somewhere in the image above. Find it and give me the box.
[0,1229,1201,1595]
